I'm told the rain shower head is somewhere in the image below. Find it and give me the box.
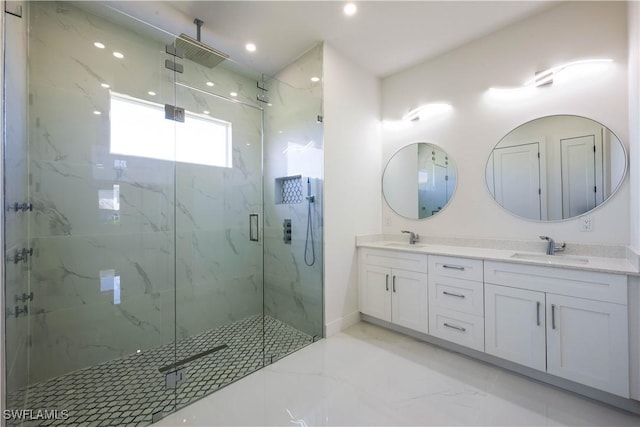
[176,18,229,69]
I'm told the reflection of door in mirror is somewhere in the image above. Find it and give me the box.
[560,132,601,219]
[490,142,543,220]
[418,145,449,218]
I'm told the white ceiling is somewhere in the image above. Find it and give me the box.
[112,1,559,78]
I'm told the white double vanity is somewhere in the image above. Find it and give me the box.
[357,237,639,410]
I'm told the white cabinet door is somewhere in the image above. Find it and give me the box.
[391,270,428,333]
[360,265,392,322]
[546,293,629,397]
[485,284,546,371]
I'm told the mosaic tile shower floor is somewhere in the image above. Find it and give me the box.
[6,315,314,427]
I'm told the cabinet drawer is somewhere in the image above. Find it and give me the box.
[428,275,483,316]
[359,248,428,273]
[429,255,483,282]
[484,261,627,304]
[429,308,484,352]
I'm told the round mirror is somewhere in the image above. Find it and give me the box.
[486,115,626,221]
[383,143,458,219]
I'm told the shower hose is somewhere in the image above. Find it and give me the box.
[304,198,315,266]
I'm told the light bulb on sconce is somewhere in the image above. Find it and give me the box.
[489,58,613,93]
[402,103,453,122]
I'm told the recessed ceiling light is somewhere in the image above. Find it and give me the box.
[93,110,102,115]
[203,110,210,115]
[310,76,320,82]
[230,92,238,97]
[245,43,257,53]
[206,81,214,87]
[94,42,105,49]
[112,52,124,59]
[101,83,110,89]
[148,91,156,96]
[344,3,357,16]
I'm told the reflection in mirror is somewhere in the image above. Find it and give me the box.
[486,115,626,221]
[383,143,457,219]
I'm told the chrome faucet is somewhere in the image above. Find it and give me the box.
[401,230,420,245]
[539,235,566,255]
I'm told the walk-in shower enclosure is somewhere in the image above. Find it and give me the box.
[2,2,323,424]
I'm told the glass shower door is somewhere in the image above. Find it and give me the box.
[4,2,180,424]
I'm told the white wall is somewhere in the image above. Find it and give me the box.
[323,44,381,336]
[382,1,629,245]
[629,0,640,251]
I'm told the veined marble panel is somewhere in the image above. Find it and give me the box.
[262,46,324,339]
[30,232,174,314]
[30,160,175,237]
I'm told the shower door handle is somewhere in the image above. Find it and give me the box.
[249,214,259,242]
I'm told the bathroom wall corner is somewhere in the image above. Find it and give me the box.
[629,0,640,252]
[323,43,382,336]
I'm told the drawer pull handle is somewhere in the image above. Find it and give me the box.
[551,304,556,330]
[536,301,541,326]
[442,264,465,271]
[443,291,465,299]
[443,323,466,332]
[385,274,389,291]
[392,276,396,293]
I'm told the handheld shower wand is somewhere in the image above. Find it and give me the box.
[304,178,316,266]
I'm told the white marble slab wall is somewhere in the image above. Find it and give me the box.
[4,5,30,394]
[263,46,324,338]
[24,1,263,384]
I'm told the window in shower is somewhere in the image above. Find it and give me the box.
[109,92,232,167]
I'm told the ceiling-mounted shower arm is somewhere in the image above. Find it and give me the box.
[194,18,204,42]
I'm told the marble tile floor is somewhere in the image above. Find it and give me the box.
[155,321,640,427]
[6,315,313,427]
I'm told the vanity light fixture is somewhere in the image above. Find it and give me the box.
[524,58,613,87]
[402,103,453,122]
[490,58,613,92]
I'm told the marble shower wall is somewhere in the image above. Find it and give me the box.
[263,46,324,338]
[23,1,263,385]
[4,6,30,393]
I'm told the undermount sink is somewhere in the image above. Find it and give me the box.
[510,252,589,265]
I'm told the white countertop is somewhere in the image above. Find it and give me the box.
[357,240,640,275]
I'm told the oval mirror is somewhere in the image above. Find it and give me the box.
[383,143,458,219]
[485,115,626,221]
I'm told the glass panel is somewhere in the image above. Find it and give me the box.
[263,45,324,359]
[173,53,266,410]
[4,2,178,424]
